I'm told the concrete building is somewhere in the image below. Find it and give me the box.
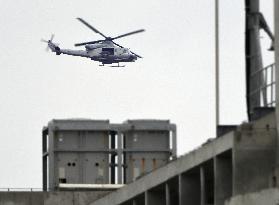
[2,109,279,204]
[83,109,279,205]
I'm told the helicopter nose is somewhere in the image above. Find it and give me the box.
[129,55,137,61]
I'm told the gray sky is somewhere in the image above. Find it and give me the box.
[0,0,274,188]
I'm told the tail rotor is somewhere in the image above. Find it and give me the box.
[41,34,56,52]
[41,34,60,55]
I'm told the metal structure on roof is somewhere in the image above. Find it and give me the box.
[42,119,176,191]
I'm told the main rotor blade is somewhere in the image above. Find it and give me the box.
[77,18,107,39]
[112,29,145,40]
[112,41,123,48]
[50,34,55,41]
[130,51,142,58]
[112,41,142,58]
[75,40,105,47]
[41,39,48,43]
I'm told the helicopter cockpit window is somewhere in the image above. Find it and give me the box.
[102,48,114,55]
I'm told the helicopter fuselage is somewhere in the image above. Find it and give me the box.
[86,42,137,64]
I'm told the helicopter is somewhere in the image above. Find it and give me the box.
[41,18,145,67]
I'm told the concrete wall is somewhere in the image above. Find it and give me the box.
[0,191,110,205]
[233,113,277,195]
[225,188,279,205]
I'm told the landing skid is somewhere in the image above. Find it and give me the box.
[99,63,125,67]
[110,65,125,68]
[110,63,125,68]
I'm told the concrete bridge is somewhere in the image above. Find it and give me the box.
[1,110,278,205]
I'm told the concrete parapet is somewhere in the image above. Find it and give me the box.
[0,192,44,205]
[233,112,277,195]
[0,191,110,205]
